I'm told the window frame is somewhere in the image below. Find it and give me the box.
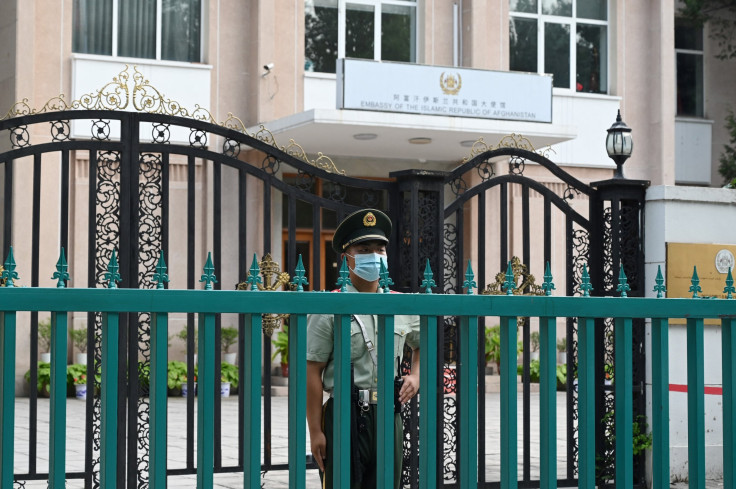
[306,0,418,73]
[675,19,705,118]
[75,0,204,62]
[509,1,610,93]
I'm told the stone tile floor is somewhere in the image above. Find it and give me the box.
[12,393,723,488]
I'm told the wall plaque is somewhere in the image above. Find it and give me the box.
[666,242,736,324]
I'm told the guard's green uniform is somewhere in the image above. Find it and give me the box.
[307,284,420,488]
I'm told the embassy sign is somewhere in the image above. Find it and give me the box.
[337,59,553,123]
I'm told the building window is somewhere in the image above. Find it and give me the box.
[73,0,202,62]
[305,0,417,74]
[675,19,704,117]
[510,0,608,93]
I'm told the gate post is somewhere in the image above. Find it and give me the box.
[590,177,649,485]
[388,169,448,293]
[388,169,447,489]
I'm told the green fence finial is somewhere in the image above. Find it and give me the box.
[616,265,630,298]
[580,264,593,297]
[724,267,734,300]
[689,266,702,298]
[199,252,218,290]
[336,256,351,292]
[542,261,555,296]
[502,260,515,295]
[52,247,70,288]
[1,246,19,287]
[463,260,477,295]
[153,251,170,289]
[653,265,666,298]
[378,260,393,293]
[246,253,262,291]
[421,258,436,294]
[291,254,309,292]
[104,249,122,289]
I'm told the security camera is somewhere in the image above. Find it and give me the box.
[261,63,275,77]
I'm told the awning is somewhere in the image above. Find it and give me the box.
[251,108,577,163]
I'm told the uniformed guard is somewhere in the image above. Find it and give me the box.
[305,208,421,489]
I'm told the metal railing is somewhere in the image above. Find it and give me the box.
[1,248,735,489]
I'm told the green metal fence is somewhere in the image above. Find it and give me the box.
[1,247,735,489]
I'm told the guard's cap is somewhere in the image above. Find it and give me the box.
[332,209,392,253]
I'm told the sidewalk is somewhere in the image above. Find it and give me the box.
[13,392,724,488]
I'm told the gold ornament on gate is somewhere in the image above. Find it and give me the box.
[236,253,291,336]
[482,256,544,330]
[482,256,544,296]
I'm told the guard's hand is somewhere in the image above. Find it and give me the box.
[310,430,328,472]
[399,372,419,404]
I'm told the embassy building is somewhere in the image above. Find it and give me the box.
[1,0,736,486]
[1,0,735,375]
[1,0,732,288]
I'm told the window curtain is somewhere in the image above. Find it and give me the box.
[118,0,157,59]
[72,0,113,55]
[162,0,201,62]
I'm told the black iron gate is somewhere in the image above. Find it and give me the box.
[391,139,649,487]
[0,84,647,487]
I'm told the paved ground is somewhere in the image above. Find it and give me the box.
[12,392,724,488]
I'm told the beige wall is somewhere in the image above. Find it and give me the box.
[208,0,257,124]
[420,0,455,66]
[0,1,17,125]
[462,0,508,70]
[614,0,676,186]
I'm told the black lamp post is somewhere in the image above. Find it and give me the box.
[606,109,633,179]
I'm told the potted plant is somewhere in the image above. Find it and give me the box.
[181,373,197,397]
[484,325,501,373]
[484,325,522,374]
[70,327,87,365]
[24,361,52,397]
[71,371,87,400]
[166,360,188,396]
[221,326,238,365]
[556,363,567,391]
[557,336,567,365]
[220,362,238,397]
[67,363,88,397]
[137,362,151,397]
[604,363,614,386]
[530,331,540,361]
[271,322,289,377]
[38,319,52,362]
[517,358,541,383]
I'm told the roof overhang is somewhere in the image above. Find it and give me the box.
[252,108,577,163]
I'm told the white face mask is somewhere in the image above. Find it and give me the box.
[347,252,388,282]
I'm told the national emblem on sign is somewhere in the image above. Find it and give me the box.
[440,72,462,95]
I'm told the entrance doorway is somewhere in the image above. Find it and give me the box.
[282,230,339,290]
